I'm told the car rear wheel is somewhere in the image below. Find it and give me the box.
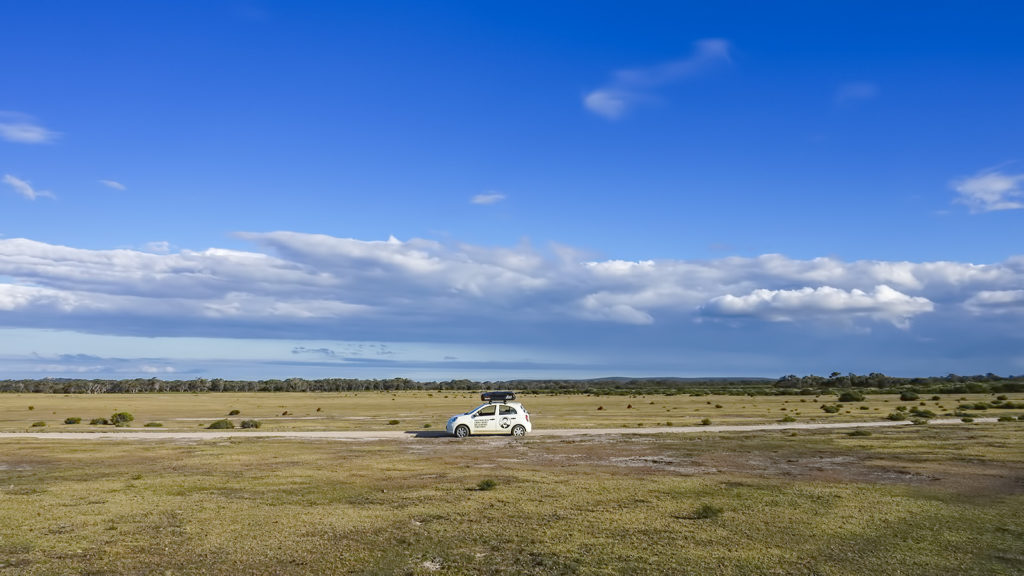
[454,425,470,438]
[511,425,526,437]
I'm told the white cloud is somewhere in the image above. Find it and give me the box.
[583,38,731,120]
[471,192,506,205]
[701,285,934,328]
[964,290,1024,314]
[2,174,55,200]
[953,169,1024,213]
[0,233,1021,341]
[835,82,879,104]
[99,179,127,191]
[143,241,172,254]
[0,112,60,144]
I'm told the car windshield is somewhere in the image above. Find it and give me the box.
[467,403,490,414]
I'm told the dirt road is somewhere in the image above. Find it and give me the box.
[0,417,997,441]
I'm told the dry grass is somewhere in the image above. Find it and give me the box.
[1,391,1020,432]
[1,423,1022,574]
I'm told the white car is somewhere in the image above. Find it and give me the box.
[446,401,532,438]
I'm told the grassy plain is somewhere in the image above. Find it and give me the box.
[1,391,1021,432]
[1,423,1022,575]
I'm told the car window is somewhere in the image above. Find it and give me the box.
[477,405,496,417]
[499,405,517,415]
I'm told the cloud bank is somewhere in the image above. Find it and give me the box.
[584,39,731,120]
[0,233,1021,344]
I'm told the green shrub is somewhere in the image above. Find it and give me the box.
[700,418,712,426]
[838,391,865,402]
[28,406,34,410]
[961,417,974,423]
[900,391,919,401]
[779,415,796,422]
[64,417,82,424]
[931,395,941,401]
[207,419,235,429]
[476,479,497,491]
[144,422,163,427]
[887,412,907,421]
[693,504,723,519]
[110,412,134,425]
[89,417,109,425]
[30,421,45,427]
[847,430,872,437]
[423,423,432,428]
[909,407,936,418]
[997,416,1015,422]
[997,395,1008,401]
[228,409,240,416]
[240,419,261,429]
[820,404,840,414]
[388,419,400,425]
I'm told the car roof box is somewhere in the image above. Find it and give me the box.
[481,390,516,402]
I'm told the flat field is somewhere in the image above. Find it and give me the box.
[2,423,1023,575]
[1,391,1021,432]
[1,392,1022,575]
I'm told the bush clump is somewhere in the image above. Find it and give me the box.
[208,419,235,429]
[90,417,109,425]
[887,412,908,421]
[838,391,865,403]
[961,417,974,423]
[64,417,82,424]
[820,404,841,414]
[847,429,872,437]
[908,407,936,419]
[240,419,261,429]
[693,504,723,519]
[997,416,1015,422]
[388,419,400,425]
[900,391,920,401]
[476,479,497,491]
[228,409,240,416]
[30,421,45,427]
[779,415,796,422]
[144,422,163,427]
[700,418,712,426]
[110,412,134,425]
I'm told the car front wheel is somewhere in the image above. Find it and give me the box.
[454,425,470,438]
[511,425,526,437]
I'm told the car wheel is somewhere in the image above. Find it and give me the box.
[511,425,526,437]
[454,425,470,438]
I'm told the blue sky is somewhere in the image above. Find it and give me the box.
[1,1,1023,380]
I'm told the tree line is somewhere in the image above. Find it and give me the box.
[0,373,1021,395]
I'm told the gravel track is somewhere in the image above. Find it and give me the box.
[0,418,997,441]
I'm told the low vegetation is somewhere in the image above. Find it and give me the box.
[1,424,1020,575]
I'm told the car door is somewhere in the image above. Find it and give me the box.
[472,404,497,433]
[498,404,518,432]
